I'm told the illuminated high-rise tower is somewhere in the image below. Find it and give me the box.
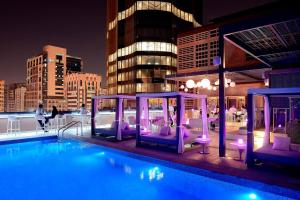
[106,0,202,94]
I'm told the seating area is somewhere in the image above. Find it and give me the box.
[247,88,300,166]
[92,95,137,140]
[136,92,208,153]
[0,113,80,140]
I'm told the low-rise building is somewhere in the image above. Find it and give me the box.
[0,80,5,112]
[5,83,26,112]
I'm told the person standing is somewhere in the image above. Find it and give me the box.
[79,104,88,114]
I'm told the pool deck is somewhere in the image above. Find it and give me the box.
[76,135,300,193]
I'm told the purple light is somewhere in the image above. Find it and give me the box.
[238,139,244,145]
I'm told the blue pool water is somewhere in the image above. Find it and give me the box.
[0,139,296,200]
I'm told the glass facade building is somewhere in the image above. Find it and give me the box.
[106,0,202,94]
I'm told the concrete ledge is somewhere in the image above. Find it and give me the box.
[0,135,58,145]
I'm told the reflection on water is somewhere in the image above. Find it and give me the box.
[107,157,164,181]
[140,167,164,181]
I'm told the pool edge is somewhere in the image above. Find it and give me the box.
[0,135,58,145]
[78,138,300,199]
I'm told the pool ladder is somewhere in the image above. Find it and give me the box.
[58,121,83,138]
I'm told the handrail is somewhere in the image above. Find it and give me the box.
[58,121,78,133]
[58,120,83,138]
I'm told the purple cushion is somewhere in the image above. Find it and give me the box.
[160,126,170,136]
[182,127,190,138]
[121,122,129,130]
[272,136,290,151]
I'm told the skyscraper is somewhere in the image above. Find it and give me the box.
[106,0,202,95]
[25,45,82,111]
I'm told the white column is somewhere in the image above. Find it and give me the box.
[162,98,168,124]
[201,98,209,138]
[117,98,123,141]
[178,96,185,154]
[263,96,270,145]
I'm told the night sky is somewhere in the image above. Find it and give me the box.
[0,0,275,85]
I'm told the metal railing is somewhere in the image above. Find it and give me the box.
[58,121,83,138]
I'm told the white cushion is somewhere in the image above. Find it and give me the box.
[111,121,117,129]
[272,136,291,151]
[160,126,170,136]
[189,119,202,129]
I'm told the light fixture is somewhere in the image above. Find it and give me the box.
[186,79,195,89]
[227,78,232,83]
[230,82,236,87]
[213,86,217,91]
[248,193,257,200]
[180,85,185,89]
[213,56,221,66]
[201,78,210,88]
[238,139,244,145]
[184,88,188,92]
[214,79,219,86]
[207,85,212,90]
[264,78,269,86]
[196,81,202,88]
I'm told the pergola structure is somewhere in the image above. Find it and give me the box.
[166,3,300,157]
[247,88,300,166]
[219,10,300,157]
[136,92,208,154]
[91,95,136,140]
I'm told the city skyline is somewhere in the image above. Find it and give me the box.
[0,0,275,85]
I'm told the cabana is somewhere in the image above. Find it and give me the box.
[91,95,136,140]
[136,92,208,154]
[247,88,300,166]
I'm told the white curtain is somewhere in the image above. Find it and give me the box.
[201,98,209,138]
[263,96,270,145]
[141,98,149,129]
[178,96,185,154]
[117,98,123,141]
[162,98,168,124]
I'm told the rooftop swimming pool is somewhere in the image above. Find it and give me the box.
[0,139,297,200]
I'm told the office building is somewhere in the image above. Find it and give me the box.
[106,0,203,95]
[65,72,102,111]
[25,45,82,111]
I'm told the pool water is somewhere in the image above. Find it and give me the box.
[0,139,295,200]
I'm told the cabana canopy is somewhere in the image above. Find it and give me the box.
[136,92,208,154]
[247,87,300,166]
[91,95,136,140]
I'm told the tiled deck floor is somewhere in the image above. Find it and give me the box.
[73,132,300,192]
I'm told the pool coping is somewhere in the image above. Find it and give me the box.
[0,135,58,145]
[78,138,300,199]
